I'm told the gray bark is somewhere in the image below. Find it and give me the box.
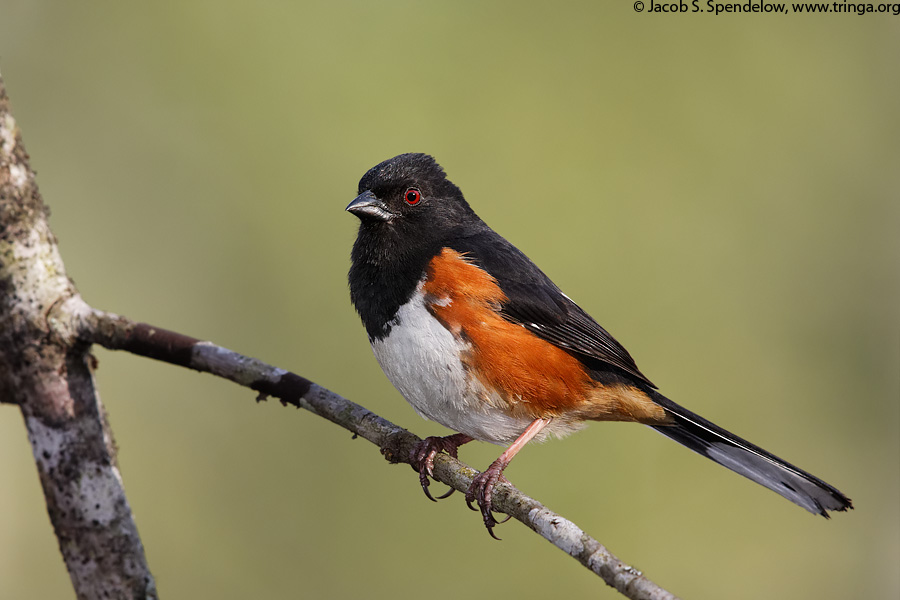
[0,71,157,599]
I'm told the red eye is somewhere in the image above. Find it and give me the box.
[404,188,421,205]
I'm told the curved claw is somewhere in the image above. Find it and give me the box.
[485,518,502,540]
[465,466,511,539]
[436,487,456,500]
[419,469,440,502]
[480,502,505,540]
[410,434,472,502]
[419,468,456,502]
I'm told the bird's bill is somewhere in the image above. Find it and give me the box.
[346,190,394,221]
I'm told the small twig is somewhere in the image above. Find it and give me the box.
[80,308,679,600]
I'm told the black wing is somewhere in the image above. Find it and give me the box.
[449,231,655,388]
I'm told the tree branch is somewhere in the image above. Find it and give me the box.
[0,68,678,600]
[0,72,158,599]
[79,309,679,600]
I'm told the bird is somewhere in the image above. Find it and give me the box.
[346,152,852,537]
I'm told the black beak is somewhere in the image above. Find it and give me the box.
[346,190,394,221]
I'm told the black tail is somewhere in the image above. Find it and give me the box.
[648,391,852,517]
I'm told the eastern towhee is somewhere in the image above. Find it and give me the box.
[347,153,851,537]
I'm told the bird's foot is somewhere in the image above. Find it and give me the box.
[410,433,472,501]
[465,460,513,540]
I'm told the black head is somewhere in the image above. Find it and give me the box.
[346,153,480,233]
[347,154,485,339]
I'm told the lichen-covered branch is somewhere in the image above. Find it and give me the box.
[0,71,158,599]
[80,310,679,600]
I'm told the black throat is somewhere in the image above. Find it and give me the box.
[349,220,443,341]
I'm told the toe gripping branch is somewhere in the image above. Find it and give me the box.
[410,433,509,539]
[408,418,551,539]
[410,434,473,501]
[465,460,513,539]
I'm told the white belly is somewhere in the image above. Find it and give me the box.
[370,287,539,445]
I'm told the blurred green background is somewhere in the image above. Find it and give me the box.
[1,2,897,598]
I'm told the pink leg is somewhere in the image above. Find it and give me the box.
[466,418,552,539]
[410,433,474,501]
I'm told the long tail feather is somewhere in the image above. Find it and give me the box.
[648,391,852,516]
